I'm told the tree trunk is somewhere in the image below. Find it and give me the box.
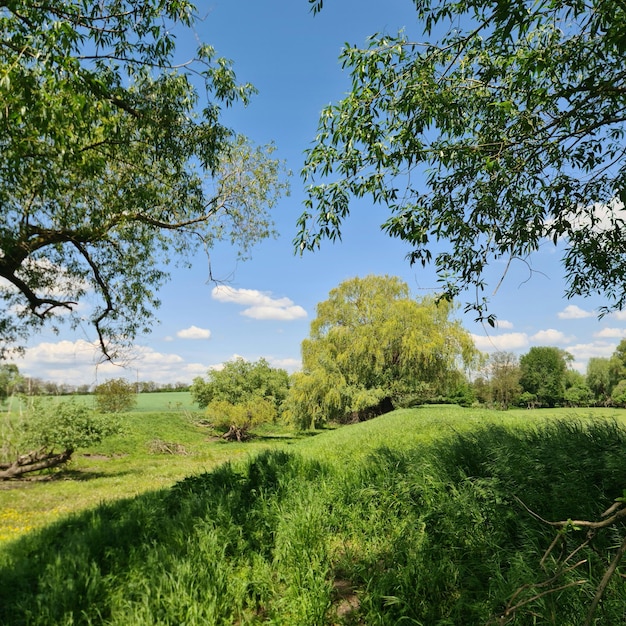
[348,396,395,423]
[221,425,251,442]
[0,447,74,479]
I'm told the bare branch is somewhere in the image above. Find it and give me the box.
[584,533,626,626]
[69,239,115,360]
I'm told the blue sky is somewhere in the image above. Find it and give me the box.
[13,0,626,386]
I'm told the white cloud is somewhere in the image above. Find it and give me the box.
[530,329,574,344]
[11,340,212,387]
[211,285,307,321]
[471,332,529,352]
[610,310,626,321]
[558,305,595,319]
[568,198,626,234]
[176,325,211,340]
[495,319,514,330]
[242,305,307,321]
[17,339,101,365]
[564,342,617,361]
[565,341,620,374]
[594,327,626,339]
[267,357,301,372]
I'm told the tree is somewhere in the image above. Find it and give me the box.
[0,2,288,358]
[191,357,289,440]
[586,357,612,403]
[94,378,137,413]
[486,352,521,410]
[610,338,626,379]
[472,375,491,406]
[0,364,22,406]
[285,275,478,429]
[204,398,277,442]
[299,0,626,320]
[611,380,626,407]
[586,357,622,405]
[0,399,120,479]
[563,369,593,407]
[519,347,571,408]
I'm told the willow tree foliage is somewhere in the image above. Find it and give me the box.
[286,275,478,429]
[300,0,626,320]
[0,1,288,358]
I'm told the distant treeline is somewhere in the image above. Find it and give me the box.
[14,378,190,397]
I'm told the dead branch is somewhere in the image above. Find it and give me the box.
[584,532,626,626]
[497,496,626,626]
[0,447,74,479]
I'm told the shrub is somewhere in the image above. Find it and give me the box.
[94,378,137,413]
[1,399,121,478]
[22,399,121,452]
[205,397,277,441]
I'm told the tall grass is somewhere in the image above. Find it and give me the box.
[1,407,626,624]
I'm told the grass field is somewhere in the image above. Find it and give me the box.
[3,390,197,414]
[1,401,626,624]
[0,392,299,542]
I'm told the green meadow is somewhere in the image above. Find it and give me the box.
[1,401,626,624]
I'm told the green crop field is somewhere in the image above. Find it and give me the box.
[1,404,626,625]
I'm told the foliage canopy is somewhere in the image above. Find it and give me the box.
[191,357,289,410]
[519,346,571,407]
[300,0,626,319]
[94,378,137,413]
[0,398,121,478]
[0,1,288,357]
[286,275,478,428]
[483,351,521,409]
[191,357,289,440]
[0,364,21,405]
[21,399,120,453]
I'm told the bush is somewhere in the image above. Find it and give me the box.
[0,399,122,478]
[94,378,137,413]
[564,383,594,407]
[205,397,277,441]
[22,399,121,452]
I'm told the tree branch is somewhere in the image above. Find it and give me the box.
[69,239,115,359]
[584,532,626,626]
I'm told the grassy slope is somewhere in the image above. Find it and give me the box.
[0,392,295,541]
[1,405,626,625]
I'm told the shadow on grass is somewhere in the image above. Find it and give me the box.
[2,419,626,625]
[253,431,323,442]
[328,418,626,625]
[51,468,137,482]
[0,468,135,487]
[0,449,330,626]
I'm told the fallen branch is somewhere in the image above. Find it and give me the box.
[495,496,626,626]
[222,424,251,442]
[584,532,626,626]
[513,495,626,530]
[0,447,74,479]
